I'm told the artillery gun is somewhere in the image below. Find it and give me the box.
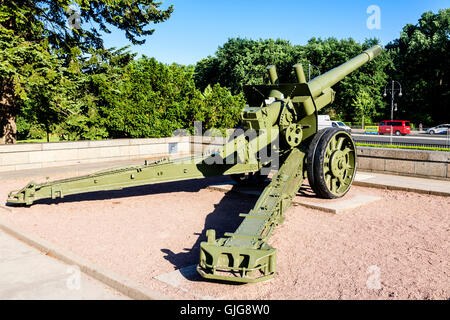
[7,45,382,283]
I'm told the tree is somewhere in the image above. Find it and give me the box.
[65,54,245,140]
[195,38,307,95]
[192,84,246,130]
[386,9,450,125]
[195,37,392,123]
[303,37,392,122]
[0,29,71,143]
[0,0,173,143]
[352,89,376,127]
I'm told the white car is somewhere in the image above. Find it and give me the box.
[426,124,450,135]
[318,115,352,132]
[331,121,352,133]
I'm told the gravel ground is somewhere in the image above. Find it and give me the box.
[1,169,449,300]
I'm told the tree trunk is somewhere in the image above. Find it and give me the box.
[0,79,17,144]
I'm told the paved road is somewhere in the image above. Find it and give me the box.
[352,132,450,147]
[0,230,128,300]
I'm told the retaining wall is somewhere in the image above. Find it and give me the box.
[0,137,191,172]
[357,147,450,180]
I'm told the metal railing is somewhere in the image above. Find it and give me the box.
[350,126,450,149]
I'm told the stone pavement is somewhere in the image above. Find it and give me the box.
[1,158,448,299]
[0,230,127,300]
[353,171,450,196]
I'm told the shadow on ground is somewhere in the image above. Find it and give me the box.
[23,176,232,206]
[160,183,261,282]
[159,179,318,282]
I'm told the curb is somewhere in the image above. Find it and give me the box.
[352,180,450,197]
[0,217,168,300]
[208,179,450,199]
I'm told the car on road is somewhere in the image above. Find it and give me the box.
[331,121,352,133]
[426,124,450,135]
[318,115,351,132]
[378,120,411,136]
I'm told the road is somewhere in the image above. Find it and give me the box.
[351,131,450,147]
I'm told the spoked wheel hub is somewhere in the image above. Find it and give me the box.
[307,128,356,199]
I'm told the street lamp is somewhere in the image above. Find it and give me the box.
[383,80,403,121]
[308,64,321,82]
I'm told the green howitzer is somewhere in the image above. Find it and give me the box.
[7,45,382,283]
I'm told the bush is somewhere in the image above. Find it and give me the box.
[57,54,246,140]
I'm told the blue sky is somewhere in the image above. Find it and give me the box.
[100,0,449,65]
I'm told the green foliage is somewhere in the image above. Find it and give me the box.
[305,38,392,122]
[3,0,173,59]
[352,89,376,124]
[195,38,307,95]
[386,9,450,125]
[356,143,450,152]
[55,52,245,140]
[1,0,173,143]
[3,4,449,143]
[97,56,198,138]
[194,37,391,123]
[0,13,74,141]
[193,84,246,130]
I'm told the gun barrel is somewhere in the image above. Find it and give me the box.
[308,45,382,97]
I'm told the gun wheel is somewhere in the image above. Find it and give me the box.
[308,128,356,199]
[307,128,334,196]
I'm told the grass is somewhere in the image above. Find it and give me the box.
[356,143,450,152]
[17,135,60,143]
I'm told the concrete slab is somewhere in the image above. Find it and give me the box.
[0,230,127,300]
[154,265,215,300]
[354,173,375,181]
[295,194,382,214]
[208,181,382,214]
[354,171,450,196]
[0,218,168,300]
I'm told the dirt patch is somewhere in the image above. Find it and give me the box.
[1,170,449,300]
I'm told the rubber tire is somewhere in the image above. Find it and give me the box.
[306,127,335,196]
[311,128,356,199]
[395,130,401,136]
[429,130,435,135]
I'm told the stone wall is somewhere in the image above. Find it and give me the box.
[357,147,450,180]
[0,137,191,172]
[1,137,448,180]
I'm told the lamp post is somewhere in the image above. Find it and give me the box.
[308,64,321,82]
[383,80,403,121]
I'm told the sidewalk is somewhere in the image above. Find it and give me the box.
[354,171,450,196]
[1,159,448,300]
[0,230,127,300]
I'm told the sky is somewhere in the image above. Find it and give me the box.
[100,0,449,65]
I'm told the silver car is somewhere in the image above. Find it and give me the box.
[331,121,352,133]
[426,124,450,135]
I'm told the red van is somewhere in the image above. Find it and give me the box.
[378,120,411,136]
